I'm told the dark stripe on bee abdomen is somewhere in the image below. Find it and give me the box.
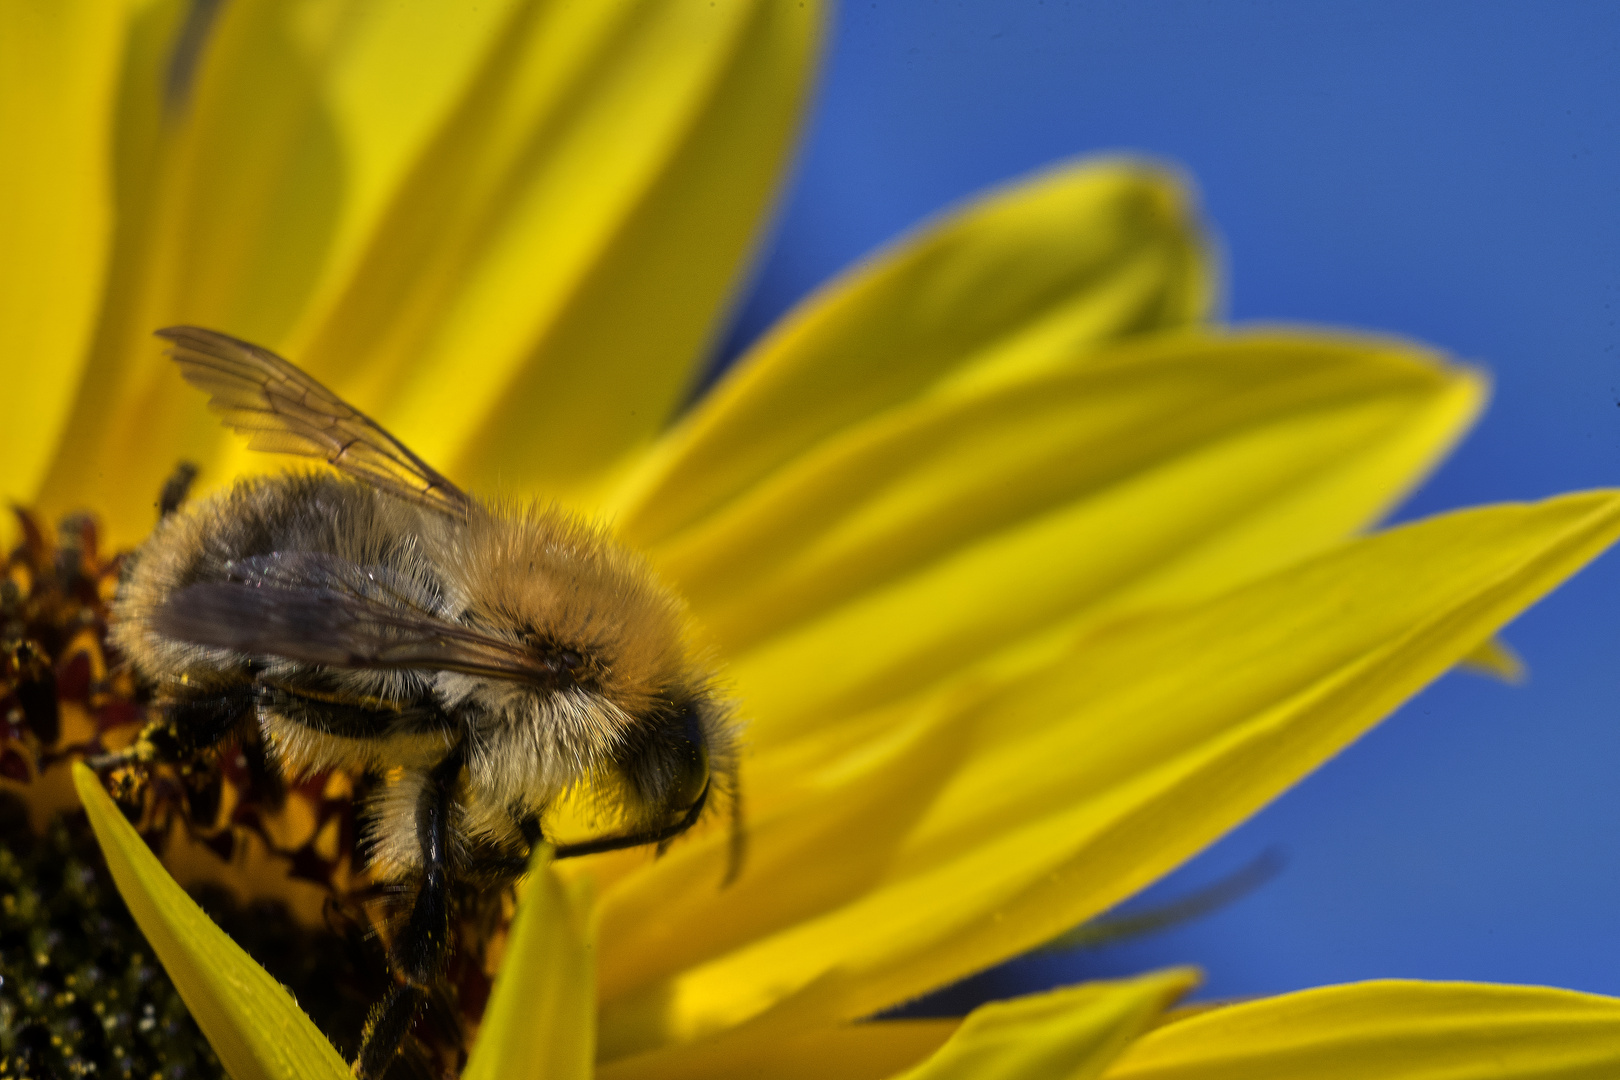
[151,682,258,755]
[255,683,449,739]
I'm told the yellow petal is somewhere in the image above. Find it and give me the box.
[0,0,126,508]
[37,0,525,542]
[860,492,1620,1020]
[1103,981,1620,1079]
[610,158,1215,543]
[71,762,348,1080]
[595,491,1620,1051]
[598,1016,958,1080]
[288,0,823,507]
[601,971,1192,1080]
[692,331,1482,744]
[463,847,594,1080]
[895,970,1198,1080]
[39,0,821,537]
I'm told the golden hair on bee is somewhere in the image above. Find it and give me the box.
[100,326,740,1079]
[429,499,736,838]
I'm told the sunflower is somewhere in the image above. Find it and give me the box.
[5,2,1620,1078]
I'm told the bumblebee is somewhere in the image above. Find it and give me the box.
[106,327,736,1077]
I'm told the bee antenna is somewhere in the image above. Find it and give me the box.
[1039,847,1287,952]
[551,778,711,860]
[721,764,746,889]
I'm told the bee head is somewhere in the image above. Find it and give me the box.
[436,504,736,835]
[548,689,738,862]
[615,696,715,825]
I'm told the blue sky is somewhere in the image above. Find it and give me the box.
[719,1,1620,1005]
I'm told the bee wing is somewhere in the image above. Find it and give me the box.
[224,551,430,609]
[156,325,473,518]
[155,557,552,684]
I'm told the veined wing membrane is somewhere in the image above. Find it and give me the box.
[156,326,472,517]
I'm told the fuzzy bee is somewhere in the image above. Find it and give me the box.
[105,327,737,1077]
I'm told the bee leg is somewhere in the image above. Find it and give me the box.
[355,984,423,1080]
[456,812,541,881]
[87,683,254,772]
[396,748,463,982]
[153,684,258,756]
[354,748,464,1077]
[157,460,199,518]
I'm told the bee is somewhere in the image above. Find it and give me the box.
[105,326,738,1077]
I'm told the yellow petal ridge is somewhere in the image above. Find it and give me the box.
[597,1015,959,1080]
[40,0,820,540]
[1104,980,1620,1079]
[705,331,1484,744]
[895,969,1199,1080]
[609,158,1215,542]
[281,0,823,508]
[447,0,825,503]
[463,846,594,1080]
[71,762,349,1080]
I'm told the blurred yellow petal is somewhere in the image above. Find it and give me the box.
[895,970,1198,1080]
[40,0,821,539]
[601,970,1193,1080]
[611,159,1214,543]
[37,0,523,541]
[598,1015,957,1080]
[290,0,823,506]
[674,331,1481,743]
[1103,981,1620,1079]
[71,763,348,1080]
[0,0,126,507]
[594,491,1620,1055]
[463,847,594,1080]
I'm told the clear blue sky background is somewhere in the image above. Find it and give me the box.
[717,1,1620,1007]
